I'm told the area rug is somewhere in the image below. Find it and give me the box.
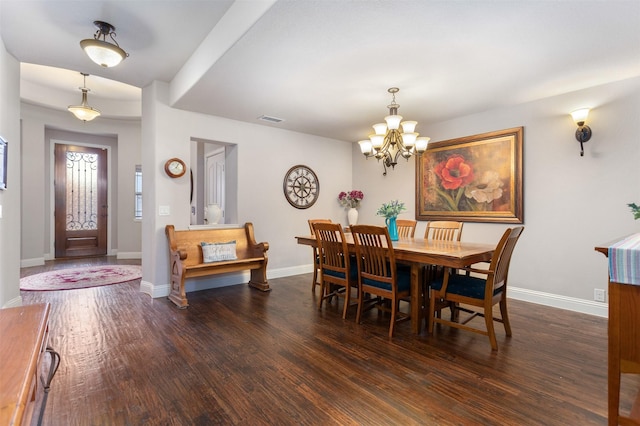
[20,265,142,291]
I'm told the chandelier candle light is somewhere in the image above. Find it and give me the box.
[358,88,430,175]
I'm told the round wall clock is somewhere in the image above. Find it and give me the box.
[164,158,186,178]
[283,165,319,209]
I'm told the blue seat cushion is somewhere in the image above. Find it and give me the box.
[430,273,501,300]
[322,261,358,281]
[362,263,411,293]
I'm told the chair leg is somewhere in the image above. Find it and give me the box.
[500,298,512,336]
[317,280,327,309]
[342,285,351,319]
[356,287,364,324]
[388,298,397,338]
[484,304,498,351]
[428,291,435,334]
[312,266,319,292]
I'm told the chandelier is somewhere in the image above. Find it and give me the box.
[68,73,101,122]
[80,21,129,68]
[358,87,430,175]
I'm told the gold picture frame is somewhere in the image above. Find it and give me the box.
[416,127,523,223]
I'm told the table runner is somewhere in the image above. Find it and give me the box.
[608,233,640,285]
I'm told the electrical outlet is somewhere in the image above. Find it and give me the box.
[594,288,606,302]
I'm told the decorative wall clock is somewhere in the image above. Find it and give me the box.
[283,165,319,209]
[164,158,186,178]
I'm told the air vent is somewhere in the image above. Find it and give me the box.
[257,115,284,123]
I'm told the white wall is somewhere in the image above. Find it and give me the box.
[0,35,22,308]
[140,81,353,297]
[353,76,640,316]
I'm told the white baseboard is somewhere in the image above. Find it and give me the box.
[138,264,607,319]
[21,257,45,268]
[117,252,142,260]
[2,296,23,309]
[509,286,607,318]
[141,265,314,300]
[139,280,171,298]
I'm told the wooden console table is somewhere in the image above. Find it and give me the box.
[0,303,60,425]
[596,235,640,425]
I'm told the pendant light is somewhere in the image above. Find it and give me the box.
[68,73,101,122]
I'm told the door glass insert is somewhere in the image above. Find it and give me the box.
[66,151,98,231]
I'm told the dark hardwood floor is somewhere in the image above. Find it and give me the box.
[19,257,638,425]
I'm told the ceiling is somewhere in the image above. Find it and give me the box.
[2,0,639,142]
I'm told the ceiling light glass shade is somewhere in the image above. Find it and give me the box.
[415,137,430,153]
[384,114,402,130]
[369,134,385,149]
[402,132,418,147]
[68,103,101,121]
[359,140,373,155]
[80,39,127,68]
[372,123,387,135]
[571,108,590,125]
[401,121,417,133]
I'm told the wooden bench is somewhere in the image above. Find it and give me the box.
[165,223,270,308]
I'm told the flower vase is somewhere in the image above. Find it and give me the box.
[205,203,222,224]
[347,208,358,226]
[385,216,398,241]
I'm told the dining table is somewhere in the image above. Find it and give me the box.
[296,233,495,334]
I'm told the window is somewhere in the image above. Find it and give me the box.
[134,165,142,220]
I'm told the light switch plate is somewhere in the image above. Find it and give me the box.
[159,205,170,216]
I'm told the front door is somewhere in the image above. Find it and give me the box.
[54,144,108,258]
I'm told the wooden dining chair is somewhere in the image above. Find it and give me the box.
[424,221,463,241]
[308,219,332,293]
[396,219,417,238]
[313,222,359,319]
[423,221,464,321]
[350,224,412,338]
[428,226,524,350]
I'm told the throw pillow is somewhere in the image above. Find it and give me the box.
[201,241,238,263]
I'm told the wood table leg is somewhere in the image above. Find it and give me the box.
[410,263,422,334]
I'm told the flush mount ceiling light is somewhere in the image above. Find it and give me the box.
[358,88,430,176]
[68,73,101,122]
[80,20,129,68]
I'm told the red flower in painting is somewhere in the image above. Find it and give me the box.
[434,155,474,190]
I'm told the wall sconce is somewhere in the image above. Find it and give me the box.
[570,108,592,157]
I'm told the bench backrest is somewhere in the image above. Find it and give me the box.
[166,224,261,267]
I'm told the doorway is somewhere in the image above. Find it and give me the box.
[54,144,108,258]
[205,149,225,223]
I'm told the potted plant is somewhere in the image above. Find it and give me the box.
[338,190,364,225]
[376,200,406,241]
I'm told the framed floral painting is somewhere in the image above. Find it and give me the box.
[416,127,523,223]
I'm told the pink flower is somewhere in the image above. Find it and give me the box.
[338,190,364,209]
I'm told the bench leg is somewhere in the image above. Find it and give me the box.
[168,275,189,308]
[248,265,270,292]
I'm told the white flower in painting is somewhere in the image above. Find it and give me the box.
[464,171,504,203]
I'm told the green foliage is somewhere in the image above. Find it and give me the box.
[376,200,406,218]
[628,203,640,220]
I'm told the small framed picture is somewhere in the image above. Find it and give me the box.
[0,137,6,190]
